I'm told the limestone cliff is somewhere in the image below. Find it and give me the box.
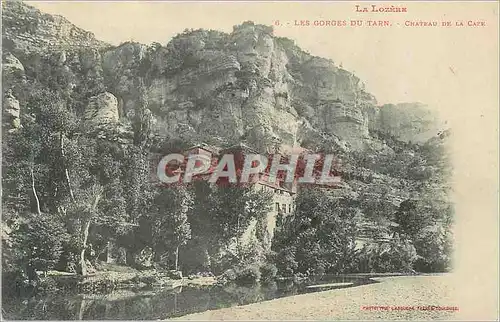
[2,1,108,53]
[98,24,380,152]
[2,2,443,154]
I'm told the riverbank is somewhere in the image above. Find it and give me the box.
[169,275,460,320]
[30,266,217,295]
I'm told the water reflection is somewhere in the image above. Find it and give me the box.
[3,276,376,320]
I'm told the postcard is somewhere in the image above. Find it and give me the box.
[2,1,498,320]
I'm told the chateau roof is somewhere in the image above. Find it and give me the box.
[221,142,260,154]
[186,143,221,155]
[257,179,296,194]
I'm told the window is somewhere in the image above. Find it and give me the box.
[276,213,283,227]
[282,204,286,213]
[288,204,292,213]
[275,202,280,211]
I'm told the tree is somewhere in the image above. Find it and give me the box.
[2,50,154,279]
[10,213,70,281]
[150,185,193,271]
[413,223,453,272]
[273,188,357,276]
[394,199,429,240]
[355,236,417,273]
[181,181,273,273]
[131,78,153,147]
[208,185,272,258]
[392,133,454,272]
[65,137,136,275]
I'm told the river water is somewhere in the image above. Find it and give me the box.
[3,275,376,320]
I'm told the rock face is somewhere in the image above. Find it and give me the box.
[94,21,384,152]
[370,103,443,143]
[2,53,26,94]
[2,1,108,53]
[3,52,25,72]
[1,3,444,153]
[2,90,21,132]
[85,92,119,125]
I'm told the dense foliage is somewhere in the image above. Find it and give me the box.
[1,64,275,291]
[272,188,358,276]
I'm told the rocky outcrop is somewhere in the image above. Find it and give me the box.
[85,92,119,125]
[134,247,154,268]
[2,53,26,94]
[369,103,443,143]
[94,21,384,152]
[3,52,25,72]
[2,1,108,53]
[3,90,21,132]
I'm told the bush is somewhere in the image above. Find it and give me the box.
[132,273,156,285]
[1,270,30,297]
[167,270,183,280]
[36,276,59,294]
[234,264,261,285]
[355,237,417,273]
[413,226,453,273]
[271,189,358,277]
[217,268,237,284]
[10,213,70,279]
[260,263,278,283]
[274,246,298,277]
